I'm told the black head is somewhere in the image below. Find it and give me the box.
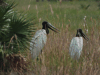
[42,21,59,34]
[42,21,48,29]
[76,29,89,40]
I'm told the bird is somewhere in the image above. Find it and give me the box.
[69,29,89,60]
[30,21,59,59]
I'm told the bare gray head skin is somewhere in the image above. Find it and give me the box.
[42,21,59,34]
[76,29,89,41]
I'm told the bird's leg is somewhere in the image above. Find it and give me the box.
[41,49,42,54]
[39,49,42,62]
[36,56,39,61]
[36,49,42,61]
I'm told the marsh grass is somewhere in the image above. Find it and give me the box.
[1,0,100,75]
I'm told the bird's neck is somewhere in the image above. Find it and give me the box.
[76,34,80,37]
[42,28,49,34]
[76,34,79,37]
[76,32,82,37]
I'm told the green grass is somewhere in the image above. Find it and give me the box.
[2,0,100,75]
[13,1,100,30]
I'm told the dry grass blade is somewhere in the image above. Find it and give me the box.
[49,4,54,15]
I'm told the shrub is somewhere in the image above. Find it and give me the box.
[0,1,35,72]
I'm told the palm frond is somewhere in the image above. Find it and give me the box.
[80,4,90,10]
[7,11,35,54]
[0,2,36,54]
[0,2,16,42]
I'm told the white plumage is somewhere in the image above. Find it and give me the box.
[69,29,89,60]
[30,29,47,59]
[69,37,83,60]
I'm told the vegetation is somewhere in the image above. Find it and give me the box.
[1,0,100,75]
[0,1,35,74]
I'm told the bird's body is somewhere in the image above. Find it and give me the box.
[69,29,89,60]
[69,37,83,59]
[30,29,47,59]
[30,21,59,59]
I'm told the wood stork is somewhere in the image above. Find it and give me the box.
[30,21,59,59]
[69,29,89,60]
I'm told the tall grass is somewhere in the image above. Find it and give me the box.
[2,0,100,75]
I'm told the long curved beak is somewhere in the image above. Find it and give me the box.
[47,23,59,33]
[82,32,89,41]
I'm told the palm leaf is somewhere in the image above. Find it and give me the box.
[0,2,16,43]
[7,12,35,53]
[0,2,36,54]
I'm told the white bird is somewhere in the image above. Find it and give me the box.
[69,29,89,60]
[30,21,59,59]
